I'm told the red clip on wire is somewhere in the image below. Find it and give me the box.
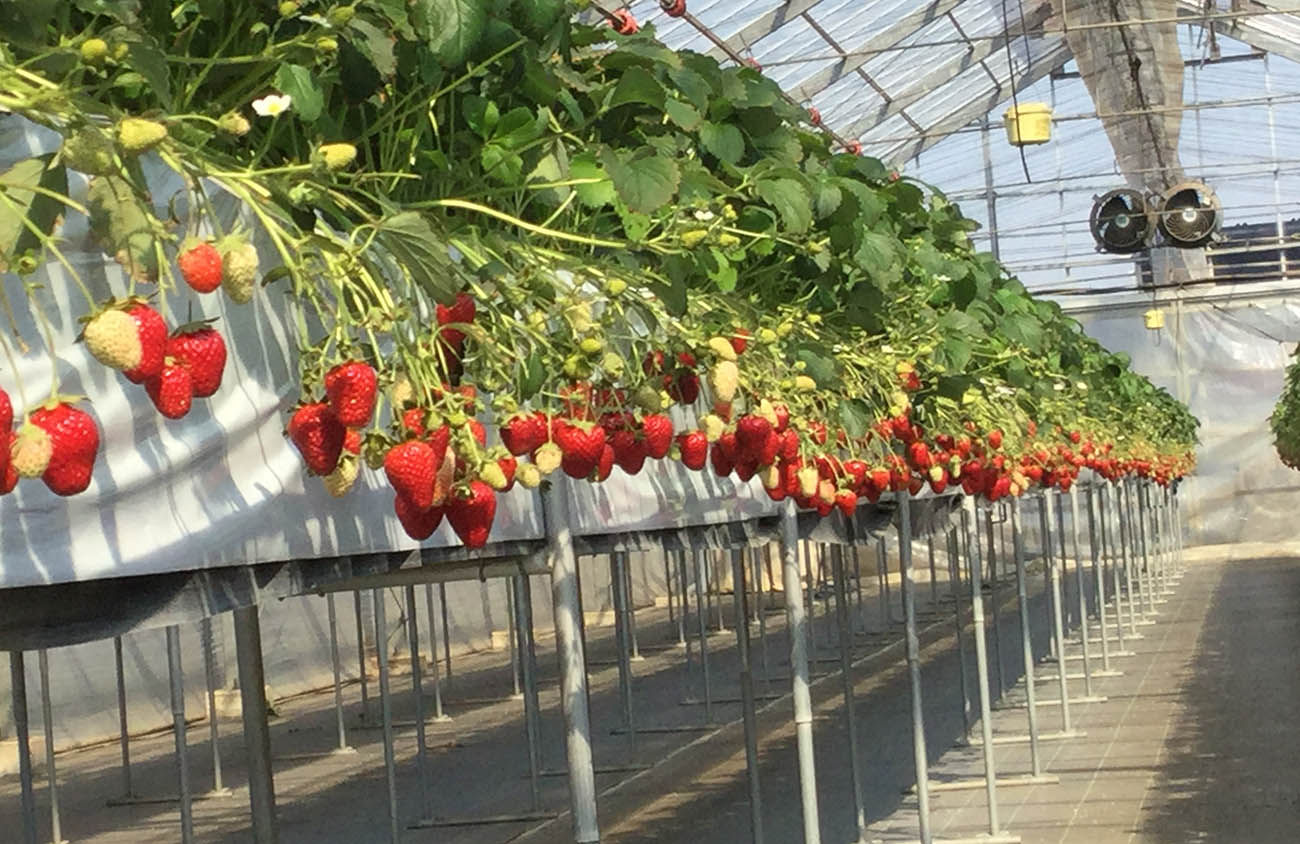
[808,107,822,127]
[661,0,687,17]
[845,140,863,156]
[611,9,639,35]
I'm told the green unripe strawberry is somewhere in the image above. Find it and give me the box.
[80,38,109,65]
[217,111,251,137]
[579,337,604,356]
[116,118,168,155]
[318,142,356,171]
[60,128,116,176]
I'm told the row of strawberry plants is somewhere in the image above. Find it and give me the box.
[0,2,1196,549]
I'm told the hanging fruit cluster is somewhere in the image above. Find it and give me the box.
[0,2,1198,550]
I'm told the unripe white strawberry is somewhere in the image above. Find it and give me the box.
[83,308,142,371]
[11,424,52,478]
[702,413,726,443]
[797,466,819,497]
[220,240,259,304]
[709,360,739,403]
[533,442,562,475]
[516,462,542,489]
[322,456,359,497]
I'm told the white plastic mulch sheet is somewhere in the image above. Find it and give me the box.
[0,115,772,589]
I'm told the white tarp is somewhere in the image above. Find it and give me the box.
[1069,289,1300,546]
[0,116,771,589]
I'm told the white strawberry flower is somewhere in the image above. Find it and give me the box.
[252,93,292,117]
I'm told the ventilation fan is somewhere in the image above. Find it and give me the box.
[1157,181,1221,248]
[1089,189,1153,254]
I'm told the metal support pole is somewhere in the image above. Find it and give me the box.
[1086,488,1113,672]
[113,637,133,799]
[515,574,544,810]
[984,506,1006,697]
[405,584,434,824]
[11,652,38,844]
[1068,488,1094,695]
[711,551,727,634]
[544,482,600,843]
[353,591,370,721]
[780,500,822,844]
[373,589,400,844]
[665,552,677,627]
[624,557,642,661]
[831,546,866,844]
[37,650,64,844]
[1043,494,1073,733]
[422,584,450,722]
[947,526,973,741]
[507,579,521,699]
[674,551,688,648]
[694,551,714,722]
[1010,499,1044,776]
[166,626,195,844]
[1102,486,1129,647]
[927,532,939,609]
[732,548,765,844]
[899,492,932,844]
[756,547,772,691]
[611,553,636,750]
[234,605,278,844]
[1038,500,1057,658]
[1134,483,1157,615]
[326,594,354,751]
[200,619,227,795]
[963,497,1003,837]
[439,583,453,679]
[1116,485,1140,634]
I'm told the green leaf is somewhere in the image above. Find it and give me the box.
[414,0,487,67]
[519,351,546,399]
[668,66,714,110]
[664,98,702,131]
[372,212,460,304]
[461,95,500,137]
[601,149,679,215]
[705,247,737,291]
[615,201,653,242]
[570,154,616,208]
[0,156,66,272]
[607,65,666,110]
[854,228,899,275]
[491,106,543,148]
[480,142,524,184]
[125,41,171,108]
[1003,313,1044,352]
[838,399,871,438]
[274,64,323,122]
[795,344,838,387]
[940,337,971,372]
[515,0,565,39]
[348,18,397,77]
[754,177,812,234]
[814,183,842,219]
[649,275,688,316]
[834,178,886,226]
[698,121,745,166]
[938,309,984,338]
[85,174,157,281]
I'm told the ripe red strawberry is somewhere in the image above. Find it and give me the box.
[501,412,548,456]
[808,421,828,445]
[730,329,751,355]
[641,414,673,459]
[593,443,615,482]
[446,480,496,548]
[467,419,487,447]
[0,435,16,494]
[287,403,345,476]
[835,489,857,517]
[669,371,700,404]
[29,400,99,496]
[735,414,772,463]
[1068,430,1082,444]
[907,441,932,470]
[759,430,781,466]
[165,325,226,398]
[907,474,924,495]
[402,407,427,437]
[0,386,11,434]
[325,361,377,427]
[677,430,708,470]
[871,468,891,492]
[384,439,442,511]
[710,440,734,477]
[177,241,223,293]
[394,495,443,540]
[497,455,517,490]
[988,429,1003,450]
[145,358,193,419]
[344,429,362,454]
[555,422,605,479]
[734,458,759,482]
[779,428,800,461]
[842,459,868,488]
[122,301,167,384]
[610,429,647,475]
[435,292,476,350]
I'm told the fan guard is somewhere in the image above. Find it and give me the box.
[1089,189,1153,254]
[1157,181,1221,248]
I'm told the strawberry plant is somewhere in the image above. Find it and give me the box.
[0,2,1197,540]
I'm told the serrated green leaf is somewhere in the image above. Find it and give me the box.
[706,247,737,291]
[570,154,615,208]
[480,142,523,184]
[668,66,714,110]
[124,41,171,108]
[461,95,499,138]
[274,64,323,122]
[371,211,459,304]
[0,156,65,272]
[601,149,679,215]
[414,0,487,67]
[347,18,397,77]
[941,337,971,372]
[607,65,666,110]
[838,399,870,438]
[814,183,842,218]
[698,121,745,166]
[754,177,812,234]
[85,174,157,281]
[664,98,702,131]
[795,344,838,387]
[519,350,546,399]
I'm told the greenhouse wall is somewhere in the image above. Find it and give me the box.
[1068,286,1300,546]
